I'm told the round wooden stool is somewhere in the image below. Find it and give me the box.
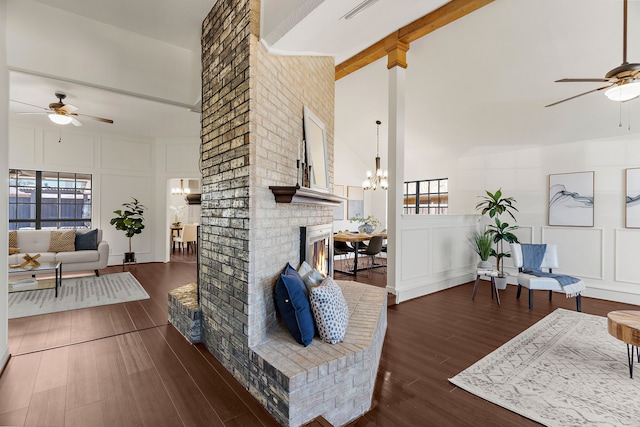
[607,310,640,378]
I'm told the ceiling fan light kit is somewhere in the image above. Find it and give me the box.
[604,81,640,102]
[48,112,73,125]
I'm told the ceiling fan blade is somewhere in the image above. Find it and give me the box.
[555,78,612,83]
[71,113,113,124]
[10,99,48,110]
[70,117,83,127]
[59,104,78,114]
[545,84,612,107]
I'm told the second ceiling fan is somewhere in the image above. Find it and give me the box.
[14,91,114,126]
[546,0,640,107]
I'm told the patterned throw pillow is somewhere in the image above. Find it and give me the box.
[48,230,76,252]
[9,230,17,248]
[298,261,325,293]
[309,277,349,344]
[274,263,315,346]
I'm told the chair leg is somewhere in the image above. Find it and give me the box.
[516,284,522,299]
[549,290,553,301]
[576,294,582,312]
[528,289,533,310]
[95,269,99,277]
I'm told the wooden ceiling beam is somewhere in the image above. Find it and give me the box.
[335,0,494,80]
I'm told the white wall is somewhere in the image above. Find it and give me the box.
[1,0,10,369]
[446,133,640,305]
[6,0,199,105]
[8,124,200,265]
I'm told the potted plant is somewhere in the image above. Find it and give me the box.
[349,214,381,234]
[110,197,146,264]
[475,189,519,289]
[469,231,493,270]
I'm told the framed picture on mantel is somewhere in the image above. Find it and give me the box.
[303,106,329,192]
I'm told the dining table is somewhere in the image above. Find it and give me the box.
[333,231,387,276]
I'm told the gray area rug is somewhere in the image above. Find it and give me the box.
[8,272,150,319]
[449,308,640,426]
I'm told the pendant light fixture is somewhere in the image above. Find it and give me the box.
[362,120,388,191]
[171,179,191,196]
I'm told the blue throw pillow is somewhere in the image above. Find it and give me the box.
[75,229,98,250]
[274,263,315,346]
[283,262,309,298]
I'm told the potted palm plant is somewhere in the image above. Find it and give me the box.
[110,197,146,264]
[475,189,519,289]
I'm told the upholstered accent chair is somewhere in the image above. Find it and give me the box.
[510,243,585,312]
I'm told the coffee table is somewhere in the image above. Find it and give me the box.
[607,310,640,378]
[8,261,62,297]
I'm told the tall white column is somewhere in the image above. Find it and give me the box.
[1,0,11,368]
[386,66,406,297]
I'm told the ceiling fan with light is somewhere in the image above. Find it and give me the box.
[546,0,640,107]
[13,91,114,126]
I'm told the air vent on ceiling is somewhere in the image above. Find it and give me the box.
[340,0,379,20]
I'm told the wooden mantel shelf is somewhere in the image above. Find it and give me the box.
[269,186,345,207]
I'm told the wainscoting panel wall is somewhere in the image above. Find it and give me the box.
[101,173,152,263]
[614,228,640,284]
[8,126,36,165]
[541,227,604,280]
[100,138,152,171]
[401,227,430,281]
[432,224,476,274]
[43,130,94,168]
[164,142,200,173]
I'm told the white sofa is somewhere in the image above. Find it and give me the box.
[9,229,109,276]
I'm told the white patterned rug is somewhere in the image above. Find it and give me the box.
[449,308,640,426]
[8,272,150,319]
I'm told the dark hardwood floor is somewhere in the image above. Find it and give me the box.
[2,253,638,426]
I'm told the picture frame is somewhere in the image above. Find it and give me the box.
[548,171,594,227]
[625,167,640,228]
[303,106,329,192]
[347,186,364,219]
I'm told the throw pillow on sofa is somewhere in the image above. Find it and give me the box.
[309,276,349,344]
[9,230,17,248]
[274,262,315,346]
[48,230,76,252]
[75,229,98,250]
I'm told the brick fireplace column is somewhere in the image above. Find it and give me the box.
[200,0,335,424]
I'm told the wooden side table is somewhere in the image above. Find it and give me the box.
[607,310,640,378]
[472,269,501,306]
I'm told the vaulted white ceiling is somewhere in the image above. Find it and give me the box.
[7,0,640,165]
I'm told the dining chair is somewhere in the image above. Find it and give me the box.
[334,240,355,272]
[173,224,198,254]
[358,235,385,275]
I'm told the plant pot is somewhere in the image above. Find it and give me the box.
[494,276,508,290]
[477,260,493,270]
[124,252,136,263]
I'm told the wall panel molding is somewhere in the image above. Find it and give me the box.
[541,227,604,280]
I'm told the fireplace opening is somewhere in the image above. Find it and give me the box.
[300,224,333,277]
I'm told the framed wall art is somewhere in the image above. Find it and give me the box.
[625,167,640,228]
[548,171,594,227]
[347,186,364,219]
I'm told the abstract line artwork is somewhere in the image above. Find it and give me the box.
[625,168,640,228]
[548,171,594,227]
